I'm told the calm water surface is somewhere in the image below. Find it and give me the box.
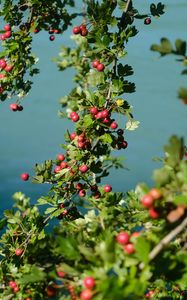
[0,1,186,213]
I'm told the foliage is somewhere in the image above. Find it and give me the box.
[0,1,187,300]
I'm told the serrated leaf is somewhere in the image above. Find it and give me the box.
[135,237,151,264]
[126,120,140,131]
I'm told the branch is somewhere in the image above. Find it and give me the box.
[149,216,187,261]
[124,0,132,13]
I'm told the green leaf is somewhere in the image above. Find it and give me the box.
[173,195,187,206]
[99,133,113,144]
[135,237,151,264]
[56,237,81,260]
[126,120,140,131]
[19,265,46,284]
[175,39,186,56]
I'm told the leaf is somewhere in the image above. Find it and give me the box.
[151,38,173,56]
[175,39,186,56]
[164,135,184,167]
[19,265,46,284]
[126,120,140,131]
[135,237,151,264]
[44,207,57,215]
[173,195,187,206]
[99,133,113,144]
[57,237,81,260]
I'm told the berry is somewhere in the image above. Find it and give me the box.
[4,31,12,38]
[54,166,62,173]
[15,248,23,256]
[124,243,135,254]
[70,132,77,140]
[56,270,65,278]
[131,232,140,238]
[92,60,100,68]
[79,24,87,31]
[90,107,98,115]
[80,28,88,37]
[0,74,6,78]
[4,24,11,31]
[103,117,110,124]
[121,140,128,149]
[0,59,6,69]
[46,286,56,297]
[80,289,92,300]
[17,105,23,111]
[4,65,13,72]
[21,173,29,181]
[117,129,124,135]
[149,207,159,219]
[116,231,130,245]
[110,121,118,129]
[78,141,85,149]
[49,35,55,41]
[93,191,101,199]
[83,276,95,289]
[54,29,61,34]
[13,286,20,293]
[97,63,105,72]
[79,165,89,173]
[79,189,86,197]
[149,188,162,200]
[0,34,6,41]
[76,182,83,190]
[57,154,65,161]
[60,162,68,169]
[90,185,98,192]
[144,17,151,25]
[95,111,103,119]
[71,112,79,122]
[73,26,80,34]
[101,109,109,118]
[141,194,154,208]
[48,28,54,34]
[104,184,112,193]
[9,281,17,288]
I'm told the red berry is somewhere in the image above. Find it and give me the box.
[131,232,140,238]
[79,189,86,197]
[141,194,154,208]
[78,141,85,149]
[9,281,17,288]
[78,134,85,142]
[54,166,62,173]
[56,270,65,278]
[144,17,151,25]
[103,117,111,124]
[149,188,162,200]
[49,35,55,41]
[4,24,11,31]
[13,286,20,293]
[110,121,118,129]
[79,165,89,173]
[70,132,77,140]
[80,29,88,37]
[15,248,23,256]
[0,73,6,78]
[124,243,135,254]
[4,65,13,72]
[90,185,98,192]
[4,31,12,38]
[93,191,101,199]
[0,34,6,41]
[90,107,98,115]
[60,161,68,169]
[71,112,79,122]
[83,277,95,289]
[57,154,65,161]
[0,59,6,69]
[54,29,61,34]
[97,63,105,72]
[149,207,159,219]
[101,109,109,118]
[73,26,80,34]
[80,289,92,300]
[76,182,83,190]
[46,286,56,297]
[121,140,128,149]
[21,173,29,181]
[95,111,103,119]
[92,60,100,68]
[79,24,87,31]
[104,184,112,193]
[116,231,130,245]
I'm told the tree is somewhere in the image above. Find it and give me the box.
[0,1,187,299]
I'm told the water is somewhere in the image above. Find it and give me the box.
[0,0,187,213]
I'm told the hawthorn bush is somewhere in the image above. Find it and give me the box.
[0,1,187,300]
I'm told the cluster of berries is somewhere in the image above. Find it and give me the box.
[8,281,20,294]
[0,24,12,41]
[92,59,105,72]
[73,24,88,37]
[116,231,140,254]
[80,276,96,300]
[140,188,162,219]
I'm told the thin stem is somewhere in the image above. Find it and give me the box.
[124,0,132,13]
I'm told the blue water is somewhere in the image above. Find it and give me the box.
[0,0,186,213]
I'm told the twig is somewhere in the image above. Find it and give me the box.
[140,216,187,269]
[124,0,132,13]
[149,216,187,261]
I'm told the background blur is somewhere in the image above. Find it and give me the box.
[0,0,186,213]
